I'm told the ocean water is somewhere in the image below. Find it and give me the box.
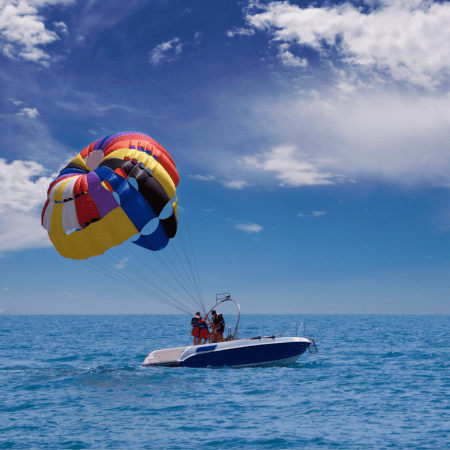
[0,314,449,449]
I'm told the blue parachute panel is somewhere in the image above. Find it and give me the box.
[133,221,169,251]
[94,166,157,232]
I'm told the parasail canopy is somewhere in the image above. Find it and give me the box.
[42,132,180,260]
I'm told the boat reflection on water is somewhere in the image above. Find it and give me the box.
[142,293,318,368]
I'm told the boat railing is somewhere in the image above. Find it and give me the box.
[279,322,307,337]
[225,326,233,341]
[207,293,240,341]
[279,322,318,353]
[308,338,318,354]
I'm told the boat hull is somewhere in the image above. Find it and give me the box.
[143,337,311,368]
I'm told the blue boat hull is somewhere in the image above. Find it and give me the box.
[181,341,311,368]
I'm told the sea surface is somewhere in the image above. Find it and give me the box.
[0,314,449,449]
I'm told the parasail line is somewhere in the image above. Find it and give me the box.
[164,242,200,305]
[102,247,200,314]
[85,250,195,314]
[176,223,204,311]
[178,187,204,307]
[120,240,204,312]
[149,246,203,310]
[106,244,202,312]
[77,259,193,314]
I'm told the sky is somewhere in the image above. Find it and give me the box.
[1,0,450,315]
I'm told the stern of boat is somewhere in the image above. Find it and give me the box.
[142,346,190,367]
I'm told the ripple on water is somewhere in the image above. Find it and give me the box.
[383,351,405,358]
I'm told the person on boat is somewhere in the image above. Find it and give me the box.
[210,310,219,342]
[211,310,224,343]
[198,315,210,345]
[191,311,201,345]
[216,313,225,342]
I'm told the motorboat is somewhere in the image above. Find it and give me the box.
[142,336,315,368]
[142,293,317,368]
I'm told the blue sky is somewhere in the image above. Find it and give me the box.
[1,0,450,315]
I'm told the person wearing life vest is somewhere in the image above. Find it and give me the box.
[198,315,210,345]
[191,312,201,345]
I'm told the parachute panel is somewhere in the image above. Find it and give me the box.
[101,148,176,199]
[49,203,65,235]
[71,154,91,172]
[61,200,80,232]
[85,172,119,217]
[62,177,78,201]
[133,221,170,251]
[49,207,139,259]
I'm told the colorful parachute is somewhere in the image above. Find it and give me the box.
[42,132,179,259]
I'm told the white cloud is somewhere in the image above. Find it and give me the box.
[188,62,450,187]
[115,257,129,269]
[278,43,307,67]
[190,175,248,189]
[0,210,51,252]
[298,211,326,217]
[64,291,78,298]
[235,222,263,233]
[243,145,336,186]
[189,174,215,182]
[0,0,73,66]
[16,107,39,118]
[0,159,53,212]
[2,42,15,58]
[3,287,9,290]
[2,112,74,164]
[194,30,202,44]
[226,27,255,38]
[233,80,450,186]
[149,38,183,66]
[53,20,67,35]
[246,0,450,88]
[222,180,248,190]
[54,90,153,118]
[0,159,53,253]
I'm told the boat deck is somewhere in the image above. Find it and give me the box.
[143,346,189,366]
